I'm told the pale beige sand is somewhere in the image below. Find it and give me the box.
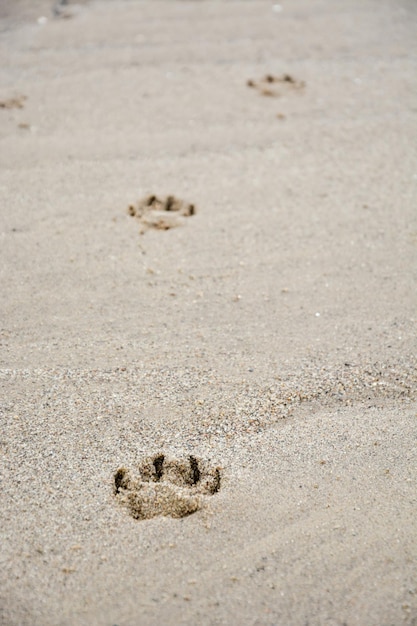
[0,1,416,625]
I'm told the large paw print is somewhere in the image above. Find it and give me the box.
[114,454,221,520]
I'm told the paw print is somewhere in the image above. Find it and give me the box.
[114,454,221,520]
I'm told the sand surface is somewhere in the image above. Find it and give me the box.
[1,1,416,624]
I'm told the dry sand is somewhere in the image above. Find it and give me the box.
[0,1,416,624]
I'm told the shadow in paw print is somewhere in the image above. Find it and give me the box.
[127,194,196,233]
[114,454,221,520]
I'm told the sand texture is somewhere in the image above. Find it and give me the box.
[0,1,416,624]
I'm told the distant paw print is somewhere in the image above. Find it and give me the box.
[114,454,221,520]
[247,73,305,97]
[127,194,196,233]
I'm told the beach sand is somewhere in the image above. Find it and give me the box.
[0,1,416,624]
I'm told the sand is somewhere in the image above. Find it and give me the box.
[0,0,416,624]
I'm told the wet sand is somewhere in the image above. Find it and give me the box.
[0,1,416,624]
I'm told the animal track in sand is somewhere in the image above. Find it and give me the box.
[247,73,305,98]
[53,0,88,19]
[0,95,27,110]
[127,194,196,233]
[114,454,221,520]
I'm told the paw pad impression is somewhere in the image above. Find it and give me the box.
[246,73,305,97]
[114,454,221,520]
[127,194,196,232]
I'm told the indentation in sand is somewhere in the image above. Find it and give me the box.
[114,454,221,520]
[0,95,27,109]
[127,194,196,233]
[246,73,305,97]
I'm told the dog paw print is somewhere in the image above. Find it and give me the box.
[127,194,196,233]
[114,454,221,520]
[246,73,305,97]
[0,95,27,110]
